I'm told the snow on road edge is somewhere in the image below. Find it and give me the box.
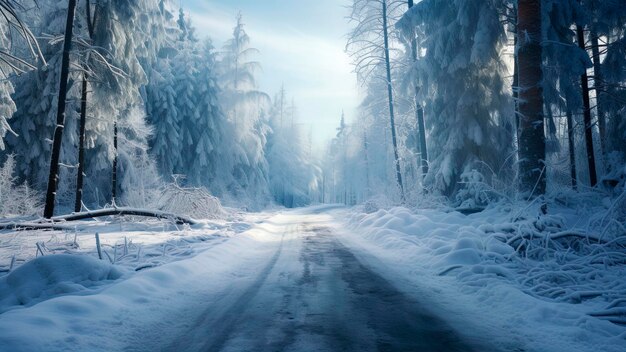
[0,213,287,351]
[330,206,626,352]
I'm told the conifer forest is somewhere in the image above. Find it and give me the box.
[0,1,625,351]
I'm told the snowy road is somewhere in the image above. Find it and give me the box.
[0,207,487,352]
[165,209,475,352]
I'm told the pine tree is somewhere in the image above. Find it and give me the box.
[146,58,181,178]
[398,0,513,196]
[0,0,43,151]
[4,1,80,205]
[217,13,271,204]
[406,0,428,180]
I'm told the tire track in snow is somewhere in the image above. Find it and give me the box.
[197,227,288,352]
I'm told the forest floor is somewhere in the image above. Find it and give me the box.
[0,205,624,351]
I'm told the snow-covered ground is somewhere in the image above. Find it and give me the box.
[0,204,624,351]
[334,202,626,352]
[0,209,279,351]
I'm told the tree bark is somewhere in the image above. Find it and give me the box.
[75,74,88,212]
[44,0,78,218]
[576,25,598,187]
[75,0,97,213]
[565,105,578,189]
[112,119,118,205]
[408,0,428,180]
[517,0,546,195]
[364,131,371,197]
[382,0,404,199]
[590,30,606,156]
[511,5,520,148]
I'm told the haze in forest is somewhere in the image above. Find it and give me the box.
[186,0,360,149]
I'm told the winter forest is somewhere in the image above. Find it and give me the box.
[0,0,625,351]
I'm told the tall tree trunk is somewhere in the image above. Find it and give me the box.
[565,104,578,189]
[75,0,97,213]
[364,131,371,197]
[382,0,404,199]
[576,25,598,187]
[408,0,428,180]
[590,30,606,157]
[517,0,546,195]
[44,0,78,218]
[111,119,118,205]
[74,74,88,212]
[511,5,520,148]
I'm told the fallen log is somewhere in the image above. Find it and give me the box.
[0,222,74,231]
[51,208,197,225]
[0,208,197,231]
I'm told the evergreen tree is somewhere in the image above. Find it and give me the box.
[4,1,79,194]
[146,57,181,177]
[398,0,513,196]
[217,13,271,205]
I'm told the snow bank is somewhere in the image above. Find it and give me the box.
[0,211,286,351]
[0,209,261,317]
[0,254,124,312]
[338,204,626,352]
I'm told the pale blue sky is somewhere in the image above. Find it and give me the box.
[184,0,360,150]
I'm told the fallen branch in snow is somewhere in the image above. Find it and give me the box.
[50,208,198,225]
[0,222,75,231]
[589,307,626,325]
[506,230,612,247]
[0,208,197,231]
[438,265,463,276]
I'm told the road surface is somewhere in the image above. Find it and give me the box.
[165,209,478,352]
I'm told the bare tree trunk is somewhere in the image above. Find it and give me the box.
[576,25,598,187]
[517,0,546,195]
[511,5,520,149]
[407,0,428,180]
[364,131,371,197]
[75,0,97,213]
[590,30,606,157]
[44,0,78,218]
[111,119,118,205]
[565,104,578,189]
[382,0,404,199]
[75,75,88,212]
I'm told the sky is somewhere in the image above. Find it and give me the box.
[185,0,360,150]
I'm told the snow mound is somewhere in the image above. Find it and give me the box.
[342,202,626,351]
[0,254,124,312]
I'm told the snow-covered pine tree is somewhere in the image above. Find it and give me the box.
[266,88,319,207]
[0,0,43,151]
[217,13,271,206]
[542,0,589,189]
[398,0,513,197]
[177,38,225,190]
[406,0,428,180]
[3,1,80,199]
[146,57,181,178]
[83,0,159,206]
[587,1,626,161]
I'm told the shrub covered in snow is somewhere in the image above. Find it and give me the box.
[347,197,626,328]
[154,180,226,220]
[0,155,42,217]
